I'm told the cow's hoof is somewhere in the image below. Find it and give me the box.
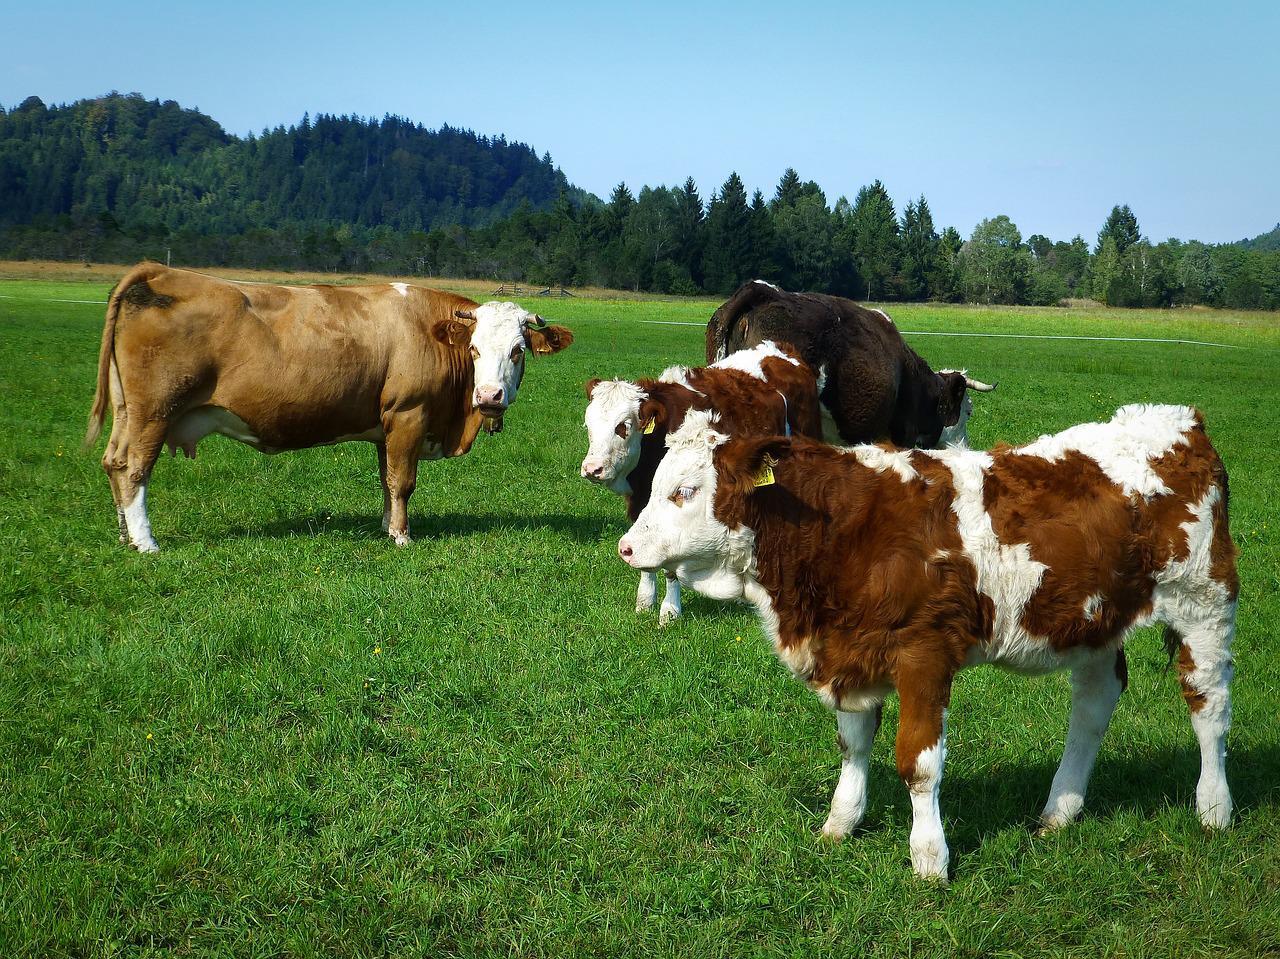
[132,539,160,554]
[658,605,680,627]
[390,531,412,547]
[635,598,656,614]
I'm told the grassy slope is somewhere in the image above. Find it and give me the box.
[0,278,1277,957]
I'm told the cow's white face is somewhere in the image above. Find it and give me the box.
[469,301,534,416]
[618,411,752,600]
[581,380,645,490]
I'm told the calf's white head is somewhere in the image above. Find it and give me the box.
[434,301,573,427]
[617,410,755,600]
[581,379,647,489]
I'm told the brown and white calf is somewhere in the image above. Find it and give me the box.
[618,405,1238,878]
[581,341,821,624]
[85,263,572,551]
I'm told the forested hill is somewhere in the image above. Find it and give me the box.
[0,93,578,234]
[1235,224,1280,252]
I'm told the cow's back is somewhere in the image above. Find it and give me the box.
[109,266,473,451]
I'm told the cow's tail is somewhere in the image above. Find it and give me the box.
[85,264,151,448]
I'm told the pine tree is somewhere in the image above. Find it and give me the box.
[771,168,803,210]
[1097,204,1140,255]
[672,176,705,286]
[702,172,753,294]
[849,180,900,299]
[899,195,940,300]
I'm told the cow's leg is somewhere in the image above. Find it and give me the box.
[376,443,391,532]
[822,705,881,839]
[1039,648,1126,831]
[116,419,168,553]
[101,359,131,542]
[1174,618,1235,829]
[895,675,951,880]
[382,421,424,546]
[658,571,682,626]
[635,570,658,613]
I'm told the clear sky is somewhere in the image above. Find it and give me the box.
[4,0,1276,244]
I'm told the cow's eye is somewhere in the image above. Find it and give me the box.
[671,485,697,506]
[615,422,629,439]
[469,346,480,361]
[510,345,525,361]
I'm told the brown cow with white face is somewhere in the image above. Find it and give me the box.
[85,263,572,551]
[581,341,822,624]
[619,405,1237,879]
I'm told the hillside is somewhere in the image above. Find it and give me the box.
[0,93,580,234]
[1236,223,1280,252]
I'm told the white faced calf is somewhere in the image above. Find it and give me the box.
[620,406,1237,879]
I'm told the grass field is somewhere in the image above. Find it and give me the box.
[1,274,1278,957]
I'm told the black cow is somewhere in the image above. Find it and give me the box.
[705,280,995,448]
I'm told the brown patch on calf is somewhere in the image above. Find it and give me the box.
[714,438,982,719]
[983,450,1155,649]
[1177,643,1208,713]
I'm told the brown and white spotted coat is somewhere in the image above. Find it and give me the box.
[85,263,573,551]
[618,404,1237,879]
[581,341,822,624]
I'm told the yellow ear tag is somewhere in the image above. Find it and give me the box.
[642,418,655,435]
[752,454,779,487]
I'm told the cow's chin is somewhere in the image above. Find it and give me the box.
[481,413,505,434]
[672,558,745,601]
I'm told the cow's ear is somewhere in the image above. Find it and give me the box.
[720,435,792,495]
[585,378,603,399]
[527,324,574,355]
[637,398,668,436]
[433,319,472,348]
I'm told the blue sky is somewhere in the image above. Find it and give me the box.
[4,0,1276,243]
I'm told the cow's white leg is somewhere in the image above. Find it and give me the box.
[635,570,658,613]
[658,572,682,626]
[896,678,950,881]
[822,706,880,839]
[1175,619,1235,829]
[115,419,167,553]
[121,484,159,553]
[1040,649,1125,830]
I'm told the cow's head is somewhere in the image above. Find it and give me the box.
[435,301,573,425]
[581,379,648,489]
[617,410,765,600]
[935,370,996,448]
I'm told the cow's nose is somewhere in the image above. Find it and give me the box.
[618,539,634,560]
[582,460,605,479]
[475,386,506,410]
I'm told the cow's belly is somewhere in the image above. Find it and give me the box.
[167,405,384,456]
[167,406,270,456]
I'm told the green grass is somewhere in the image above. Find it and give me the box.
[1,278,1278,957]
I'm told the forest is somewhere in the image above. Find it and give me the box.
[2,93,1278,309]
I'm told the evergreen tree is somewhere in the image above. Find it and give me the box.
[771,168,803,210]
[899,195,940,300]
[672,176,705,286]
[849,180,900,299]
[748,189,780,281]
[1097,204,1140,255]
[701,172,753,294]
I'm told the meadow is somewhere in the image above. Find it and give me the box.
[1,270,1278,957]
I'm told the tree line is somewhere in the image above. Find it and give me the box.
[2,94,1278,309]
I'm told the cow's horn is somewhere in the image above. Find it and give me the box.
[965,376,997,392]
[454,309,476,321]
[529,313,547,328]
